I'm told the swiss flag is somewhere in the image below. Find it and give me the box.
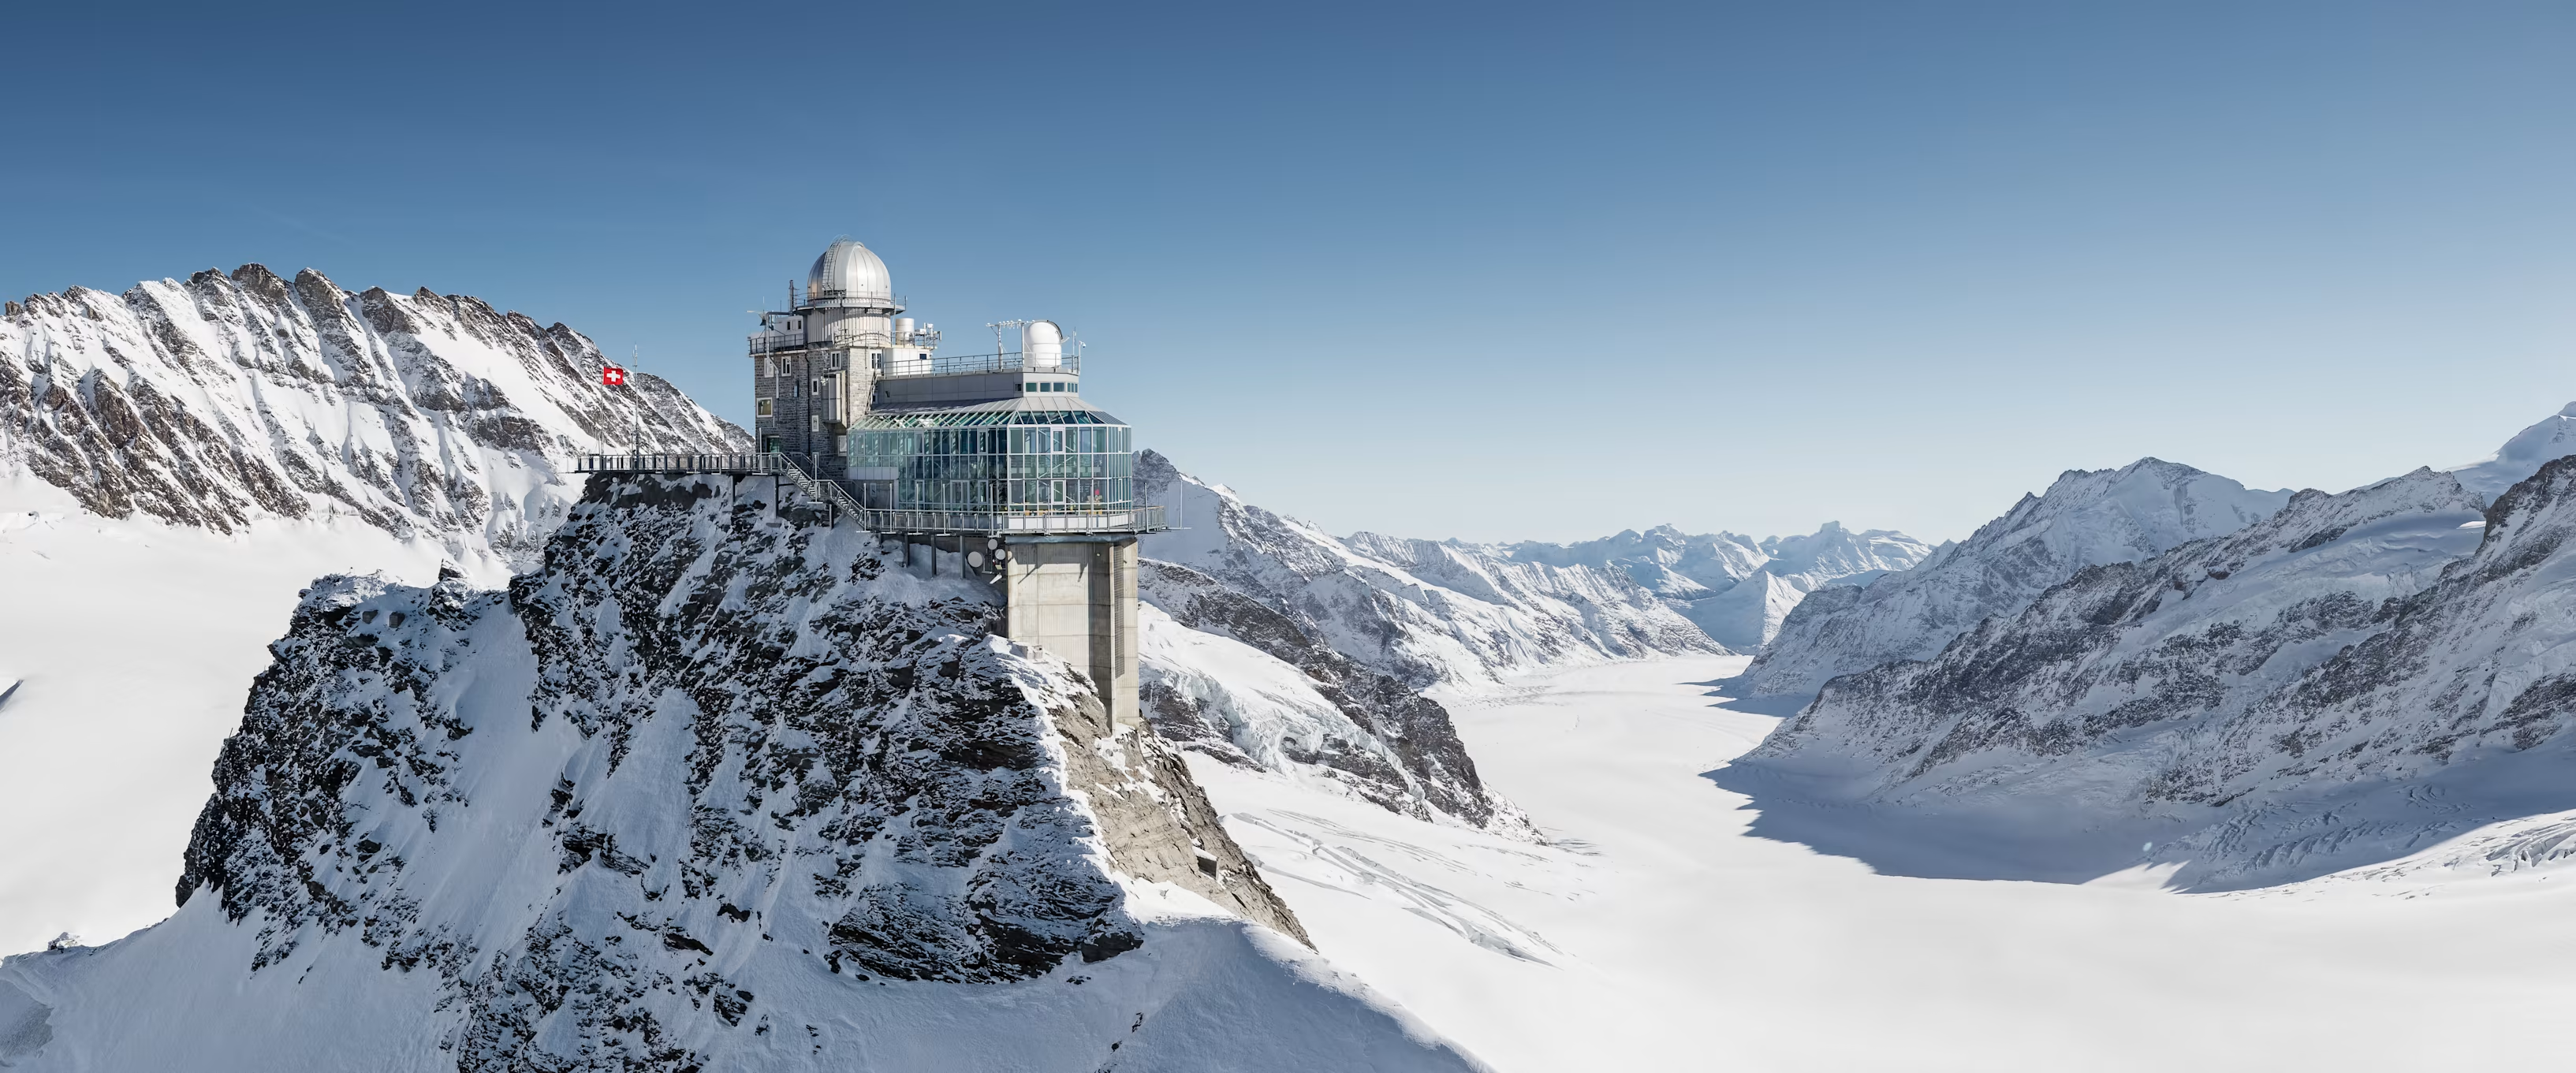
[601,364,628,387]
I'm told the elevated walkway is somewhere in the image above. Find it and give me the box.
[573,453,1165,538]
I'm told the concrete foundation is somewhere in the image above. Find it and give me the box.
[1002,538,1139,728]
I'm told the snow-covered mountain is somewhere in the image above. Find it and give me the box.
[2449,401,2576,502]
[1733,458,2291,699]
[1,266,747,957]
[1721,402,2576,889]
[2,266,743,572]
[1717,468,2488,886]
[1504,523,1934,650]
[0,475,1482,1071]
[1138,561,1534,836]
[1138,452,1722,689]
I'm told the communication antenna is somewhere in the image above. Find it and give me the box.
[988,319,1031,357]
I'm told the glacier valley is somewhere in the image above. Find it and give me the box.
[6,266,2576,1070]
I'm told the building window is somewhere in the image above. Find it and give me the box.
[756,398,774,417]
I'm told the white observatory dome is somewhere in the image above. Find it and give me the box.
[805,238,896,308]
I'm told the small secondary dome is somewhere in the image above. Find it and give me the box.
[807,238,895,307]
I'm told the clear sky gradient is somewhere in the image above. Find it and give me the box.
[7,2,2573,543]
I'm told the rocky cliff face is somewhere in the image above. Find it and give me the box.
[1736,458,2291,699]
[1139,451,1722,688]
[0,476,1480,1071]
[1138,561,1532,835]
[1504,522,1934,651]
[1,266,742,569]
[1716,464,2576,889]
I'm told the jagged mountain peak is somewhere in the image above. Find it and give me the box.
[1738,456,2290,698]
[2,263,744,572]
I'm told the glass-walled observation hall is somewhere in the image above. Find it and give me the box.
[846,397,1142,529]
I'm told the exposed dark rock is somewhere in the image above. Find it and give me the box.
[1718,464,2576,889]
[1141,560,1516,830]
[167,475,1305,1069]
[1,266,742,564]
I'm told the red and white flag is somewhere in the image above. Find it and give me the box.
[601,364,628,386]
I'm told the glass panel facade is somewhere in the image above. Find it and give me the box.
[848,408,1137,516]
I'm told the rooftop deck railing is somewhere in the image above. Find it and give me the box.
[572,452,1161,536]
[877,352,1080,379]
[735,344,1076,382]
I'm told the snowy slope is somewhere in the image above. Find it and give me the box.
[1137,561,1534,836]
[1736,457,2291,699]
[0,487,483,956]
[1178,655,2576,1072]
[0,475,1482,1072]
[2448,399,2576,502]
[1504,522,1934,650]
[1718,468,2488,887]
[0,265,744,956]
[1138,451,1721,688]
[2,266,743,572]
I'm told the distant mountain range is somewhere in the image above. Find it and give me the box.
[1716,403,2576,889]
[1500,522,1936,651]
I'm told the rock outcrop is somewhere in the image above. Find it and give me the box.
[0,476,1481,1071]
[1139,561,1533,834]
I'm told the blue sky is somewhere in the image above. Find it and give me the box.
[6,2,2574,542]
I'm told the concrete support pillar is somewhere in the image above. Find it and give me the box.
[1001,538,1139,728]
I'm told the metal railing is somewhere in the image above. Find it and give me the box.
[878,352,1081,380]
[846,504,1165,535]
[576,452,864,517]
[573,453,1163,535]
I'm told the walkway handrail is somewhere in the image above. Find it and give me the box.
[572,452,1164,535]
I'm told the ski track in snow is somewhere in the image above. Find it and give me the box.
[1226,811,1564,964]
[1196,654,2576,1072]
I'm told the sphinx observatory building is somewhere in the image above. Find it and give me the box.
[601,237,1163,725]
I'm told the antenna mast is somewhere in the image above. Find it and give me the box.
[988,319,1031,358]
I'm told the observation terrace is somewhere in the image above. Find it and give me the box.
[573,452,1162,538]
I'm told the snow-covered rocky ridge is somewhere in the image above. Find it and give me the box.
[0,475,1481,1071]
[2449,400,2576,503]
[1717,468,2490,887]
[1504,522,1934,650]
[1138,561,1534,836]
[2,266,743,572]
[1734,457,2291,699]
[1139,451,1721,689]
[0,265,745,956]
